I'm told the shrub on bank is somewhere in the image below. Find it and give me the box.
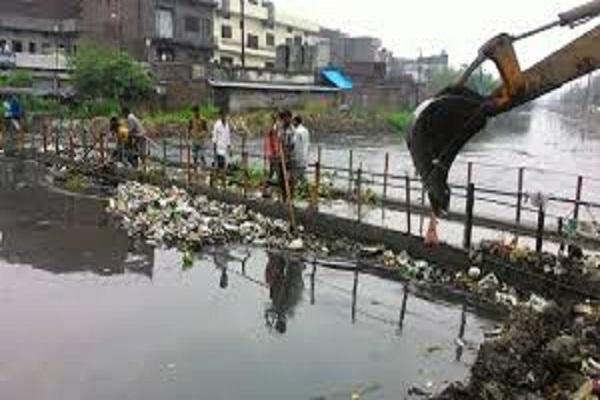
[386,111,413,133]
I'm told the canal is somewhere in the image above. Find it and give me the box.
[0,159,496,399]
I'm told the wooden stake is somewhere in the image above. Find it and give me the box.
[279,139,296,233]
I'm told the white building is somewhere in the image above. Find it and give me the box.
[214,0,321,69]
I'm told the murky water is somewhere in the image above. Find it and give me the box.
[0,159,494,400]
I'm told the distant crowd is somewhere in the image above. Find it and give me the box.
[111,105,311,199]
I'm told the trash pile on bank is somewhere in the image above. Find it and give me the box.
[477,239,600,281]
[107,181,304,250]
[435,304,600,400]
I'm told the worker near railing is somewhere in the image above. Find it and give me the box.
[262,112,281,198]
[291,115,311,187]
[189,105,208,168]
[212,109,232,186]
[2,95,23,156]
[279,109,295,200]
[122,106,147,168]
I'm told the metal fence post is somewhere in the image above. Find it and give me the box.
[516,167,524,224]
[536,203,546,254]
[42,122,48,154]
[357,166,362,223]
[463,183,475,249]
[348,149,354,196]
[405,175,412,234]
[574,175,583,222]
[383,152,390,200]
[558,217,565,254]
[467,162,473,186]
[314,160,321,211]
[162,139,167,175]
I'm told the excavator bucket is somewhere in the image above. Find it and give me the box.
[407,86,489,216]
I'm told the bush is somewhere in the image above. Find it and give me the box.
[0,70,34,88]
[143,104,219,127]
[387,111,413,132]
[70,44,153,103]
[68,98,121,119]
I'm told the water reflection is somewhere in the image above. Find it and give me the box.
[265,252,305,334]
[0,159,154,278]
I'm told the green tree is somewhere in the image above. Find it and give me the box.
[70,44,154,103]
[427,66,499,96]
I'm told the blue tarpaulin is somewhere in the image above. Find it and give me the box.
[321,68,353,90]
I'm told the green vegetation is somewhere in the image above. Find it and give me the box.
[143,104,219,127]
[71,44,153,103]
[386,111,413,133]
[428,66,499,96]
[63,172,87,193]
[0,70,34,88]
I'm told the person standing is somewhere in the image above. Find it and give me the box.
[212,110,232,185]
[3,95,22,156]
[121,107,147,167]
[189,105,208,168]
[263,113,281,197]
[291,115,310,185]
[278,110,295,200]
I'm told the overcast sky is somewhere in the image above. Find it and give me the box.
[279,0,596,69]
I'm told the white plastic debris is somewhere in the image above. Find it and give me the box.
[468,266,482,279]
[527,294,552,313]
[479,273,500,291]
[287,238,304,251]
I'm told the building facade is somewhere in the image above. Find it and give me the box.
[214,0,320,69]
[80,0,216,65]
[0,0,80,57]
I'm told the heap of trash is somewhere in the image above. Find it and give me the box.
[435,303,600,400]
[107,181,303,250]
[476,239,600,281]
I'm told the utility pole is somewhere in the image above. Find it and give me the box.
[240,0,246,69]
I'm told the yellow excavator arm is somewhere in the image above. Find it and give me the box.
[460,1,600,115]
[408,0,600,216]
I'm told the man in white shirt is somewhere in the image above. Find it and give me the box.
[291,115,310,183]
[212,110,231,171]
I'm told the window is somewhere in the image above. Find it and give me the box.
[221,25,232,39]
[201,18,212,39]
[294,36,302,46]
[0,39,7,52]
[12,40,23,53]
[157,48,175,62]
[156,8,174,39]
[220,56,233,67]
[41,42,51,54]
[247,34,258,49]
[287,27,293,33]
[266,33,274,47]
[265,61,274,70]
[185,16,200,33]
[285,37,292,45]
[248,0,258,4]
[29,42,37,54]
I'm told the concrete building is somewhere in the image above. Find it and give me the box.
[389,51,449,83]
[80,0,217,65]
[0,1,80,57]
[214,0,321,69]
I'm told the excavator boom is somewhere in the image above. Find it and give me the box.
[481,25,600,115]
[408,0,600,216]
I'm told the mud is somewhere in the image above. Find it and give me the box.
[435,304,600,399]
